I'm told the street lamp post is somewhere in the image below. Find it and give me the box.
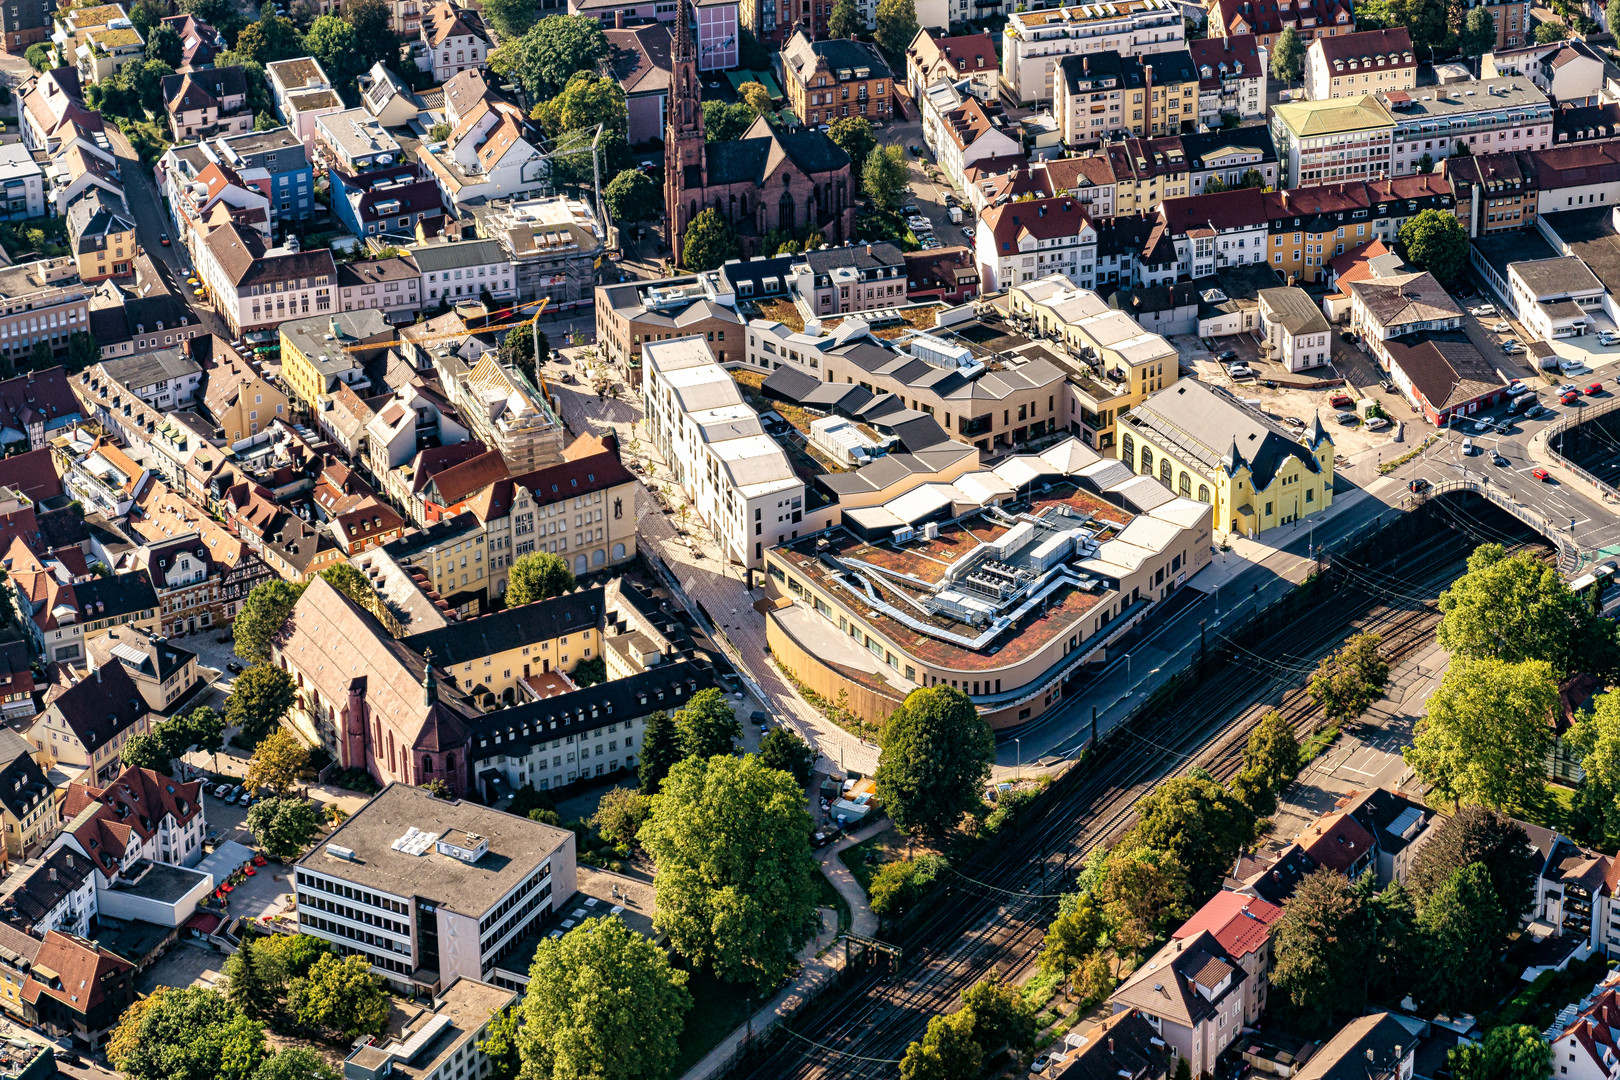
[1125,653,1132,682]
[1014,738,1021,768]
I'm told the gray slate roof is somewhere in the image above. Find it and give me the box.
[1124,379,1326,490]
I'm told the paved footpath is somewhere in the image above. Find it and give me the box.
[680,818,888,1080]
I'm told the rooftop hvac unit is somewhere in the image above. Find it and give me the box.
[922,521,940,540]
[892,527,916,544]
[325,843,356,860]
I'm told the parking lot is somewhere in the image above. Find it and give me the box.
[1171,333,1404,458]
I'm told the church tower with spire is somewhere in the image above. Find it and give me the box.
[665,0,705,268]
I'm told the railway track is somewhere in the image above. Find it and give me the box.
[728,519,1548,1080]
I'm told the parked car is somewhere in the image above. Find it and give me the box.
[1228,363,1254,378]
[1283,416,1305,428]
[1533,468,1552,481]
[1365,416,1390,430]
[1490,321,1511,333]
[1563,391,1581,405]
[1215,349,1237,362]
[902,204,919,215]
[1591,381,1606,394]
[1503,343,1525,355]
[159,232,170,246]
[1600,331,1620,346]
[1330,392,1354,408]
[1340,330,1357,343]
[226,660,243,674]
[1558,383,1579,395]
[961,226,974,238]
[1335,410,1359,425]
[1507,379,1528,395]
[751,710,770,732]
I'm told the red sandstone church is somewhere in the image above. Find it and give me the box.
[664,0,857,266]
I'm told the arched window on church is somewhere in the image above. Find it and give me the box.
[422,756,432,775]
[729,193,736,221]
[689,200,697,224]
[741,193,749,216]
[779,192,795,234]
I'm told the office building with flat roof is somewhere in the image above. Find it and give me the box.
[295,783,576,994]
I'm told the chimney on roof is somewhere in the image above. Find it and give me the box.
[1109,1039,1115,1054]
[615,8,624,26]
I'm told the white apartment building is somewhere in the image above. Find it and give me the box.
[976,195,1099,291]
[1189,35,1267,125]
[1158,188,1272,280]
[1000,0,1186,106]
[921,80,1021,194]
[1270,94,1396,188]
[642,336,809,568]
[411,237,516,304]
[295,784,577,994]
[1385,79,1552,175]
[1303,28,1415,102]
[1259,286,1332,372]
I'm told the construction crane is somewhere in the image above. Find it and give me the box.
[334,296,552,353]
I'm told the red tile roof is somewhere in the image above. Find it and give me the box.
[1172,889,1282,959]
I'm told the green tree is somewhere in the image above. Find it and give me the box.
[1569,693,1620,844]
[256,934,328,990]
[516,917,692,1080]
[170,705,227,766]
[1418,863,1505,1011]
[233,579,308,663]
[873,0,917,61]
[702,99,756,142]
[863,144,909,210]
[226,662,298,748]
[1038,890,1106,981]
[638,710,681,794]
[1403,657,1559,811]
[828,117,876,183]
[1408,804,1538,928]
[1418,152,1435,174]
[343,0,393,71]
[131,58,174,113]
[302,15,359,84]
[868,854,949,917]
[682,208,740,271]
[255,110,279,130]
[246,729,309,796]
[27,341,53,372]
[147,23,183,66]
[1535,16,1567,41]
[122,730,175,775]
[958,975,1036,1055]
[827,0,862,38]
[1437,543,1612,676]
[1095,845,1190,957]
[319,562,376,607]
[1308,632,1390,724]
[253,1050,341,1080]
[479,0,539,41]
[639,755,819,986]
[899,1011,980,1080]
[591,787,651,846]
[234,14,302,63]
[1122,774,1254,897]
[535,71,627,139]
[223,937,275,1022]
[488,14,609,99]
[108,987,267,1080]
[1610,0,1620,35]
[604,169,661,222]
[1450,1026,1554,1080]
[1232,709,1303,817]
[477,1007,521,1080]
[506,552,576,605]
[738,24,771,68]
[1459,6,1497,54]
[246,796,324,860]
[1399,207,1470,286]
[739,80,773,116]
[874,686,994,837]
[288,954,388,1039]
[674,687,741,761]
[24,43,51,71]
[1269,868,1374,1030]
[758,727,815,786]
[1270,25,1303,82]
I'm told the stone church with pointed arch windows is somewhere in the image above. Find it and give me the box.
[664,0,857,266]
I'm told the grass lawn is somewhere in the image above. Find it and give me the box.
[816,872,852,933]
[1418,783,1576,835]
[837,826,904,895]
[673,970,760,1075]
[1298,724,1341,766]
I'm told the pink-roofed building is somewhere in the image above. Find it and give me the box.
[1172,890,1282,1025]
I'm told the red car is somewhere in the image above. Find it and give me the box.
[1533,468,1552,481]
[1563,392,1580,405]
[1591,382,1606,394]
